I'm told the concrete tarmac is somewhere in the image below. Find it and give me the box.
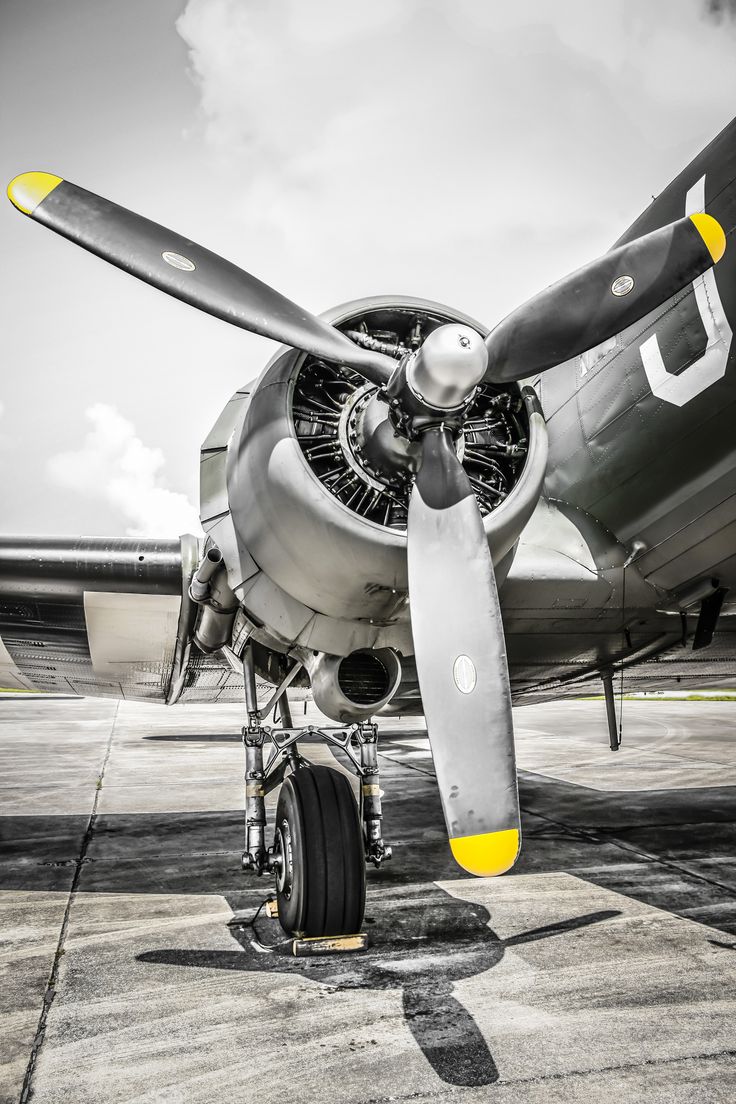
[2,696,736,1103]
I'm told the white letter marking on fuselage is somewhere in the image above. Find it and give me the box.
[640,175,732,407]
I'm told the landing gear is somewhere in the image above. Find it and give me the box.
[273,765,365,936]
[238,644,390,939]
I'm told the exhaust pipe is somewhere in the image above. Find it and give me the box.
[189,546,224,602]
[189,545,239,654]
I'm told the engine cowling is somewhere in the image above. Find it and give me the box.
[199,295,548,700]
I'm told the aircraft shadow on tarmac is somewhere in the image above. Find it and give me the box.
[139,891,620,1088]
[3,736,736,1086]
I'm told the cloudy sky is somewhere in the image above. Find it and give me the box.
[1,0,735,537]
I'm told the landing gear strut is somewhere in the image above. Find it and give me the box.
[239,644,391,937]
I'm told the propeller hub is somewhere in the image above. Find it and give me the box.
[405,324,488,410]
[354,390,422,479]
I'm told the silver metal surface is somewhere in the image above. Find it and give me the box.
[209,298,546,664]
[298,647,402,723]
[83,591,181,684]
[189,547,223,602]
[407,431,519,840]
[405,324,488,409]
[0,536,187,702]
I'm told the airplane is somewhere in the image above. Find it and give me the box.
[2,112,734,941]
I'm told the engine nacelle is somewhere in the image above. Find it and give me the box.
[199,295,548,672]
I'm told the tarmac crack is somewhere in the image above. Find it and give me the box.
[378,741,736,903]
[598,833,736,898]
[19,701,119,1104]
[377,750,436,778]
[360,1045,736,1103]
[518,804,736,902]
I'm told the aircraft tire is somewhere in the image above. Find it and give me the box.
[273,764,366,937]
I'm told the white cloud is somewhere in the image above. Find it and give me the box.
[47,404,202,538]
[176,0,736,324]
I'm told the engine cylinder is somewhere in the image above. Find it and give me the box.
[226,296,547,626]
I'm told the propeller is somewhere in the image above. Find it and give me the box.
[485,212,726,383]
[5,172,395,387]
[7,169,727,879]
[407,423,519,876]
[7,172,723,393]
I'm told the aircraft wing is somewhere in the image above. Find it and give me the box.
[0,535,250,703]
[5,525,736,710]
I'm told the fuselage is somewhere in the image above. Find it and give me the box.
[544,116,736,602]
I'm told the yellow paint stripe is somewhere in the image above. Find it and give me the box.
[450,827,520,877]
[690,212,726,264]
[7,172,63,215]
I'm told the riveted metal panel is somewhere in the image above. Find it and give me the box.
[0,537,186,701]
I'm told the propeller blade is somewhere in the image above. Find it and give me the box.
[407,426,520,877]
[485,212,726,383]
[6,172,395,387]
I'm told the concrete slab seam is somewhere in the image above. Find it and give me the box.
[18,701,120,1104]
[360,1046,736,1104]
[527,800,736,901]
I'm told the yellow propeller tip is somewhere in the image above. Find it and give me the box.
[450,827,520,877]
[690,212,726,264]
[7,171,63,215]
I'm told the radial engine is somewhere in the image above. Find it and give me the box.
[196,296,548,720]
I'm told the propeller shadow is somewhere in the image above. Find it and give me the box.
[3,728,732,1086]
[138,887,619,1088]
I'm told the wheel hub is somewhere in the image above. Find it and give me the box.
[274,818,294,899]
